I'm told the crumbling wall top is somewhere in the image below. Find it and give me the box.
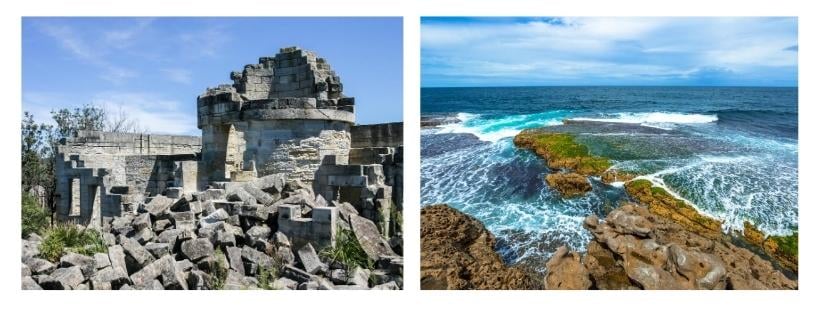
[197,46,355,128]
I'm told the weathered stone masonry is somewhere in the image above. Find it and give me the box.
[53,47,403,243]
[197,46,354,186]
[54,131,201,227]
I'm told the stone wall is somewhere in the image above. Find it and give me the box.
[350,122,403,148]
[197,47,356,185]
[54,131,201,227]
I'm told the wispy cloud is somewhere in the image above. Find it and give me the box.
[90,92,197,135]
[23,91,198,135]
[178,26,231,57]
[36,19,156,84]
[102,18,155,49]
[422,17,798,86]
[161,68,193,84]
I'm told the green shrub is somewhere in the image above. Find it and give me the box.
[22,193,49,238]
[210,248,229,290]
[39,224,107,262]
[320,227,373,270]
[257,266,279,290]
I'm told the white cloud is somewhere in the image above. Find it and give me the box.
[36,20,146,84]
[161,68,193,84]
[102,18,155,49]
[422,17,797,85]
[23,91,198,136]
[89,92,197,135]
[178,26,231,57]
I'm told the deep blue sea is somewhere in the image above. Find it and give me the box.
[420,86,798,269]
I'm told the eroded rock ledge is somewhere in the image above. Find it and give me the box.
[420,204,538,290]
[544,204,797,290]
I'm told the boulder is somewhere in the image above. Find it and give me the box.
[226,187,257,205]
[544,246,592,290]
[245,225,272,248]
[181,238,215,262]
[349,267,370,287]
[240,246,275,275]
[22,263,31,277]
[120,236,156,271]
[107,245,129,276]
[171,211,196,231]
[223,270,259,290]
[185,270,211,290]
[59,252,96,278]
[142,196,175,218]
[144,242,172,259]
[132,213,151,231]
[349,214,398,262]
[297,243,326,274]
[93,253,111,270]
[22,276,42,290]
[157,255,188,290]
[272,277,298,290]
[372,281,399,290]
[40,266,85,290]
[545,172,592,197]
[239,204,271,221]
[22,238,40,260]
[226,246,245,276]
[24,257,55,275]
[277,246,296,266]
[132,227,155,244]
[89,266,130,290]
[156,229,183,248]
[201,209,230,226]
[251,173,287,195]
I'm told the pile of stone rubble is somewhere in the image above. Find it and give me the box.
[22,174,403,290]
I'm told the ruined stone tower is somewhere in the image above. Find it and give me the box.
[196,47,355,186]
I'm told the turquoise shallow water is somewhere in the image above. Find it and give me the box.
[421,86,798,267]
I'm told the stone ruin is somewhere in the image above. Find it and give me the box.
[34,47,403,290]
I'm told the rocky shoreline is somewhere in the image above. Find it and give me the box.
[22,176,403,290]
[420,204,538,290]
[419,127,798,290]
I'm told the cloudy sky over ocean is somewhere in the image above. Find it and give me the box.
[422,17,797,87]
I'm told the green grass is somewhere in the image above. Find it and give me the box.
[39,224,107,262]
[515,132,612,175]
[22,193,49,238]
[578,156,612,175]
[210,248,229,290]
[532,133,589,158]
[257,266,279,290]
[321,227,374,270]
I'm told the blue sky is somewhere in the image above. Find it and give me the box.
[23,17,403,135]
[422,17,797,87]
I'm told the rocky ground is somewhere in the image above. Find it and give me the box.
[420,204,539,290]
[544,203,796,289]
[22,175,402,290]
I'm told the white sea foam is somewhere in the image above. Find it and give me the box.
[435,111,565,143]
[569,112,718,129]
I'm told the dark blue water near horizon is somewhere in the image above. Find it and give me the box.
[420,86,798,269]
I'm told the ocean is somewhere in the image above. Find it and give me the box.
[420,86,798,269]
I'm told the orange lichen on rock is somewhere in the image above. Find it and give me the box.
[546,172,592,197]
